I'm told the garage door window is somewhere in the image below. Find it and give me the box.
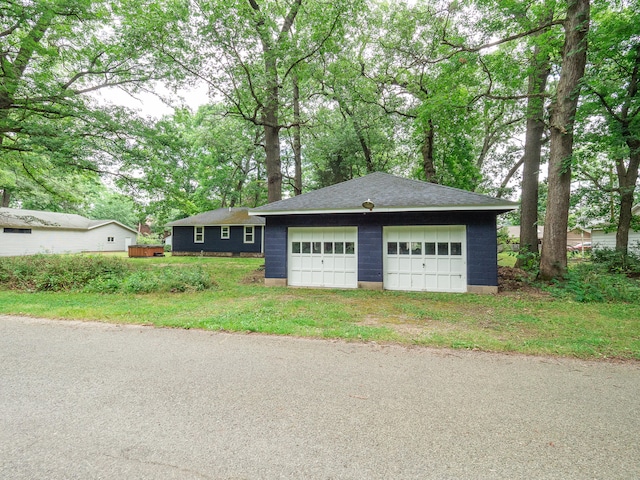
[291,241,354,255]
[387,241,462,256]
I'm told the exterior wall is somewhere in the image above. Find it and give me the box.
[467,218,499,287]
[85,224,136,252]
[172,225,263,255]
[0,223,135,256]
[592,230,640,252]
[263,211,501,289]
[358,224,383,283]
[264,224,288,279]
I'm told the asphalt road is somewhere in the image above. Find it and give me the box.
[1,315,639,479]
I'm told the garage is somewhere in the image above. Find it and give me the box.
[251,173,516,293]
[384,226,467,292]
[288,227,358,288]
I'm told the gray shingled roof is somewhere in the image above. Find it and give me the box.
[166,207,265,227]
[0,207,137,232]
[250,172,517,215]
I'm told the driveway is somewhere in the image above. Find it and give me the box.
[1,315,639,479]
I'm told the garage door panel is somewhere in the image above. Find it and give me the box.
[384,226,467,293]
[425,274,438,289]
[450,259,465,274]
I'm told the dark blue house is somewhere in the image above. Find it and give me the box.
[167,208,265,257]
[249,173,516,293]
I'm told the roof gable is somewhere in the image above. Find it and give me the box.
[0,207,137,233]
[166,207,265,227]
[250,172,517,215]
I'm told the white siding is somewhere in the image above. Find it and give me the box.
[1,224,135,257]
[592,230,640,253]
[85,224,135,252]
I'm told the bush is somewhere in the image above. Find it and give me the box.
[0,254,216,294]
[0,254,131,291]
[549,262,640,303]
[515,247,540,275]
[590,246,640,276]
[86,266,215,294]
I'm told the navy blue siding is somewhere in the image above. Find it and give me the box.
[265,211,501,287]
[358,224,383,282]
[172,225,263,254]
[264,224,288,278]
[466,217,498,286]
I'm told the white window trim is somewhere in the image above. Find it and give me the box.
[244,226,255,244]
[221,226,230,239]
[194,226,205,243]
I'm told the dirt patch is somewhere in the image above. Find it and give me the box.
[241,266,265,284]
[498,266,545,295]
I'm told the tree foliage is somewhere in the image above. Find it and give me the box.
[0,0,184,206]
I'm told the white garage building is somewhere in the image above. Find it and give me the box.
[0,208,137,257]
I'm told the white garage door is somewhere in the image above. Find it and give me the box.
[384,226,467,292]
[288,227,357,288]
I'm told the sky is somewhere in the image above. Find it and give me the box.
[93,82,209,119]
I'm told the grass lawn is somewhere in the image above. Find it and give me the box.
[1,255,638,360]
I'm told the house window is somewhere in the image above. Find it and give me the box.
[221,226,230,239]
[3,228,32,234]
[194,226,205,243]
[107,237,114,243]
[244,226,254,244]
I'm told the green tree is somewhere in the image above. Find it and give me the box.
[122,105,266,225]
[540,0,590,281]
[179,0,358,202]
[0,0,185,206]
[576,0,639,253]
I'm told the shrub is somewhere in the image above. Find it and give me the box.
[86,266,215,294]
[0,254,131,291]
[590,246,640,276]
[549,262,640,303]
[515,247,540,275]
[0,255,215,294]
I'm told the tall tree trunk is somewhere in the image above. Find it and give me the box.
[340,101,374,173]
[263,56,282,203]
[248,0,301,203]
[1,188,10,207]
[518,41,551,261]
[292,72,303,196]
[539,0,590,281]
[356,127,374,173]
[614,45,640,252]
[421,119,436,183]
[616,141,640,252]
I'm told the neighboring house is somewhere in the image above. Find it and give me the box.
[167,207,265,257]
[504,225,544,244]
[591,205,640,253]
[567,227,591,246]
[503,225,590,247]
[0,208,137,257]
[249,172,517,294]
